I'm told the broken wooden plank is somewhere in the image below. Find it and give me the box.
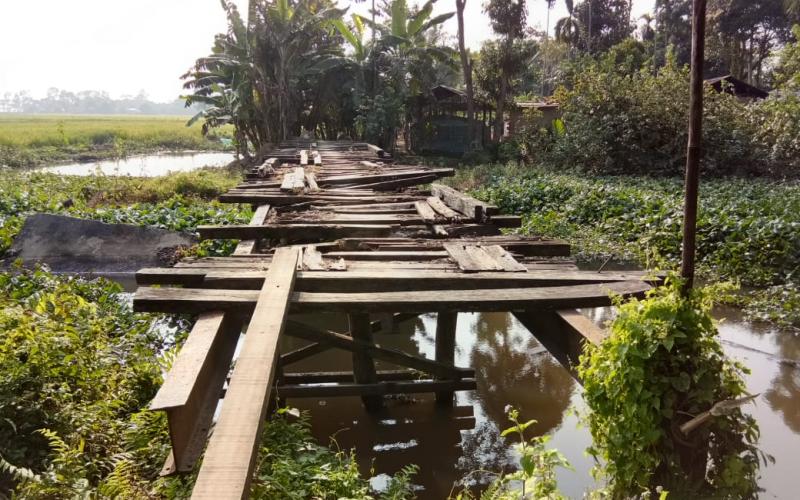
[555,309,608,346]
[304,172,319,192]
[302,245,326,270]
[233,204,271,256]
[431,184,498,221]
[256,158,277,178]
[190,247,298,500]
[482,245,527,272]
[150,312,242,475]
[463,245,503,271]
[281,167,306,193]
[414,200,439,223]
[426,196,461,220]
[443,243,484,272]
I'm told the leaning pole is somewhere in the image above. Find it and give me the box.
[680,0,707,291]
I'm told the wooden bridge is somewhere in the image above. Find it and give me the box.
[132,140,656,499]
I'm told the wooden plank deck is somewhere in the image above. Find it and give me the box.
[124,139,660,498]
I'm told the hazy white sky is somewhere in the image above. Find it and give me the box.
[0,0,654,103]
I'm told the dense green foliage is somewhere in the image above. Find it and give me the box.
[578,280,761,498]
[253,409,417,499]
[0,115,231,168]
[0,268,172,495]
[0,169,249,258]
[507,57,800,177]
[184,0,455,153]
[457,164,800,327]
[0,269,415,498]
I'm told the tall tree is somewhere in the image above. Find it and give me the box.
[456,0,477,147]
[484,0,527,140]
[706,0,792,86]
[555,0,633,53]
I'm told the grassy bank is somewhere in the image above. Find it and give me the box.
[0,115,233,168]
[0,168,249,258]
[0,268,415,498]
[450,164,800,329]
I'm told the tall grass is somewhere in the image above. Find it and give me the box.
[0,114,233,168]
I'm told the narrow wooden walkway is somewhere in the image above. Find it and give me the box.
[132,140,655,499]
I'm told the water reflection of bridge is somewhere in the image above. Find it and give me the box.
[131,140,658,499]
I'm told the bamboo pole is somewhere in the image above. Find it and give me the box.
[680,0,707,291]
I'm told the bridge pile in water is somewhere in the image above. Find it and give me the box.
[132,139,656,499]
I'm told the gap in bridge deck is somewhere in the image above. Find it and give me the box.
[281,311,598,500]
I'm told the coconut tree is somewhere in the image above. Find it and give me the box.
[555,0,581,48]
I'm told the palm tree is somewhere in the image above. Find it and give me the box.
[555,0,581,47]
[255,0,346,140]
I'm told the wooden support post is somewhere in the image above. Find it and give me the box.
[150,311,243,475]
[435,312,458,405]
[191,247,298,500]
[348,313,383,411]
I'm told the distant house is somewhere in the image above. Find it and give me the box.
[705,75,769,100]
[409,85,494,155]
[507,102,561,137]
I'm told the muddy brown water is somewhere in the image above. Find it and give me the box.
[281,309,800,499]
[109,271,799,499]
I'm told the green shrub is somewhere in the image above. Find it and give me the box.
[578,280,761,498]
[545,57,799,177]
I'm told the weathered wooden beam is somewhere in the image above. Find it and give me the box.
[431,184,498,221]
[319,169,453,187]
[139,268,651,291]
[198,223,397,241]
[190,247,299,500]
[278,342,330,367]
[426,196,461,220]
[349,313,382,410]
[435,312,458,405]
[283,320,472,379]
[150,312,243,475]
[512,309,608,382]
[351,174,438,191]
[135,281,651,315]
[275,379,476,398]
[414,200,440,223]
[289,282,650,313]
[280,369,428,384]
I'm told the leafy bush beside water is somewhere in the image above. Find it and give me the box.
[457,165,800,327]
[0,268,415,498]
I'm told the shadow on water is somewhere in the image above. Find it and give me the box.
[281,307,800,499]
[34,151,234,176]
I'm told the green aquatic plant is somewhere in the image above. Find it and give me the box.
[452,406,572,500]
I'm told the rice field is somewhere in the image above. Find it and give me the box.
[0,114,232,168]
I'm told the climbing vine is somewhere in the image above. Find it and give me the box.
[578,277,762,499]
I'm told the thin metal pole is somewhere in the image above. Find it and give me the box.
[680,0,707,291]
